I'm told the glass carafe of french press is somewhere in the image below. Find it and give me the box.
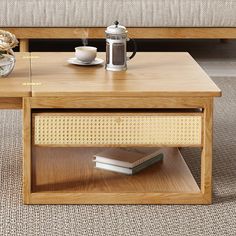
[105,21,137,71]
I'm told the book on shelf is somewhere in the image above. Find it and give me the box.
[95,154,164,175]
[94,147,164,175]
[94,147,163,168]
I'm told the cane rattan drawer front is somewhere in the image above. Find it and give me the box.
[33,112,203,147]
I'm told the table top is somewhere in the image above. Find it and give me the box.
[0,53,31,97]
[31,52,221,97]
[0,52,221,98]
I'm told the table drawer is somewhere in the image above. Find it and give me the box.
[33,112,202,147]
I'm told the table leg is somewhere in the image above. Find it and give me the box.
[201,98,213,203]
[20,39,29,52]
[23,98,31,204]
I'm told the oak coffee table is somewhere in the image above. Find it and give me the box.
[0,52,221,204]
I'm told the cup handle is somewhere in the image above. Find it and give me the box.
[127,38,137,61]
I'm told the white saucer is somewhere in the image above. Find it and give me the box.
[67,57,104,66]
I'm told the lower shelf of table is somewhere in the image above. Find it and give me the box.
[28,147,203,204]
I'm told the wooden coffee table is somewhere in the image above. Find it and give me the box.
[0,52,221,204]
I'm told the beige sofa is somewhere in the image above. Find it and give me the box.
[1,0,236,51]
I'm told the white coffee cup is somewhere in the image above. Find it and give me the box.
[75,46,97,63]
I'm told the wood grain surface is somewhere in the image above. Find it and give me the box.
[0,53,31,97]
[30,52,221,97]
[2,27,236,39]
[31,147,200,194]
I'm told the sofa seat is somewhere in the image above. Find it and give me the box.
[1,0,236,27]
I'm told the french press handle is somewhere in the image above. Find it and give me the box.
[127,38,137,61]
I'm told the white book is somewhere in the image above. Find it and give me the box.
[94,147,163,168]
[95,153,164,175]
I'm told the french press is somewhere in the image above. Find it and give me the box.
[105,21,137,71]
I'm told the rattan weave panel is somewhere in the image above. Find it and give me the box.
[34,114,202,146]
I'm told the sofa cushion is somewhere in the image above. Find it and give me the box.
[1,0,236,27]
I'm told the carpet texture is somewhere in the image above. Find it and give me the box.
[0,77,236,236]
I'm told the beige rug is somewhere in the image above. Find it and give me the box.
[0,77,236,236]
